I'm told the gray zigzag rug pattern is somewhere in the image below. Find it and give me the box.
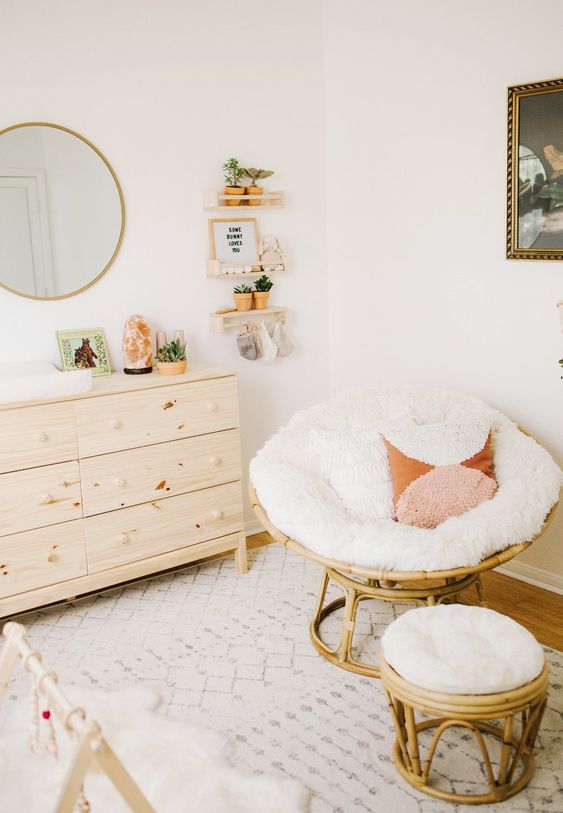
[8,544,563,812]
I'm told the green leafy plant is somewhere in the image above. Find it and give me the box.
[223,157,244,188]
[242,167,274,186]
[155,338,186,363]
[233,283,253,294]
[254,274,273,292]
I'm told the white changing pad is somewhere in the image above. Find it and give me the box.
[0,361,92,404]
[250,386,562,572]
[381,604,545,693]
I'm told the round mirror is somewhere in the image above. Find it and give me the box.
[0,123,124,300]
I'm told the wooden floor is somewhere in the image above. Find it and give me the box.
[247,532,563,651]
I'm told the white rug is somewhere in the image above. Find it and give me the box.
[3,544,563,813]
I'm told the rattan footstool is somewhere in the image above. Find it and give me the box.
[380,605,548,804]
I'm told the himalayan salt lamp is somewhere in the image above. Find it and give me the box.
[123,314,153,374]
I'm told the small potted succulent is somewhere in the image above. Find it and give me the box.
[233,283,253,311]
[253,274,273,309]
[223,156,245,206]
[156,338,187,376]
[242,167,274,205]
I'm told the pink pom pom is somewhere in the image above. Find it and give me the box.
[42,710,51,720]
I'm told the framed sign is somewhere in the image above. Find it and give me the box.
[57,327,111,376]
[507,76,563,260]
[208,218,259,264]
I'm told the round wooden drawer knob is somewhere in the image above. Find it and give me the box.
[114,477,126,488]
[211,456,222,466]
[37,432,48,443]
[211,509,224,520]
[47,553,58,563]
[111,419,122,430]
[38,494,53,505]
[117,533,130,545]
[207,402,218,412]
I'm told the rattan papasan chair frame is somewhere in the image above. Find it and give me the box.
[250,477,558,680]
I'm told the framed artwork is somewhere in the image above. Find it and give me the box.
[507,76,563,260]
[208,218,259,265]
[57,327,111,376]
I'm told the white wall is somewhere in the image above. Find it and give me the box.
[323,0,563,589]
[0,0,560,586]
[0,0,329,523]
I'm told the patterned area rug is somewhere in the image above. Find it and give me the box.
[7,544,563,812]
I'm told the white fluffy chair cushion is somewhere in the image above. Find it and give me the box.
[381,605,545,693]
[249,386,562,572]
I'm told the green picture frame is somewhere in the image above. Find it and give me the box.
[57,327,111,376]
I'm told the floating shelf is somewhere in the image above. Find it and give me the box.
[209,306,288,333]
[203,190,285,211]
[207,259,286,279]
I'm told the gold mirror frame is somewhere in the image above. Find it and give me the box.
[0,122,125,300]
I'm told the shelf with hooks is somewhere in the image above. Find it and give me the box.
[209,306,288,333]
[203,190,285,211]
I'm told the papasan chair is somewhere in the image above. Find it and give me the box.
[249,386,561,679]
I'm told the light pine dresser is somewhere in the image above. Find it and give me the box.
[0,365,246,617]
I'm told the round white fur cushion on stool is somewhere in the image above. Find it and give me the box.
[381,604,545,694]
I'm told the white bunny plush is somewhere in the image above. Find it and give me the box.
[258,234,285,273]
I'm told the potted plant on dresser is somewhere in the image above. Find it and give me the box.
[223,156,245,205]
[253,275,273,309]
[233,283,254,311]
[242,167,274,205]
[156,338,187,375]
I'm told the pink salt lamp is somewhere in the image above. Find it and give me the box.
[123,314,153,374]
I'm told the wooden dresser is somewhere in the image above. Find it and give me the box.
[0,365,246,617]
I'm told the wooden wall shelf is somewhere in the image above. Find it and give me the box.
[207,259,285,279]
[209,306,288,333]
[203,190,285,211]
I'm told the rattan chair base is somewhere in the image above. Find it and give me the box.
[249,482,557,679]
[381,656,549,804]
[309,566,485,679]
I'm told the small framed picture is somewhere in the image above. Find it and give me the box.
[209,218,259,264]
[57,328,111,376]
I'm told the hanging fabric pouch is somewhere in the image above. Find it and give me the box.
[255,322,278,362]
[237,327,259,360]
[271,320,294,357]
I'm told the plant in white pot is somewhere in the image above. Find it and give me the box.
[242,167,274,205]
[223,156,245,206]
[156,338,187,375]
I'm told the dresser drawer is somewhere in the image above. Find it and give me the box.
[0,402,78,474]
[80,429,241,516]
[85,481,243,573]
[76,376,239,457]
[0,521,86,599]
[0,462,82,538]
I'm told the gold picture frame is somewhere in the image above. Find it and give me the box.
[507,76,563,260]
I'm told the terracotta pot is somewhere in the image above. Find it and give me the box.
[225,186,245,206]
[233,292,253,312]
[246,185,263,206]
[253,291,270,310]
[157,360,187,376]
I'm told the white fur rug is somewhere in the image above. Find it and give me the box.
[3,545,563,813]
[250,386,562,571]
[0,685,306,812]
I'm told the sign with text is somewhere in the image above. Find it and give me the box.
[209,218,259,264]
